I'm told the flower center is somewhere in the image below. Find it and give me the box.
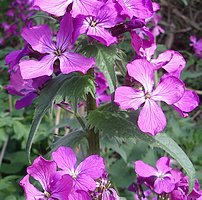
[90,20,97,27]
[54,49,62,56]
[44,191,51,198]
[145,93,151,99]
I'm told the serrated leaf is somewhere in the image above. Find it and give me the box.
[81,43,122,93]
[87,107,195,191]
[26,73,95,162]
[87,109,138,138]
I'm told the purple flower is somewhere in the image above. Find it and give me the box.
[33,0,103,18]
[74,0,118,46]
[5,66,50,109]
[51,146,105,192]
[190,35,202,58]
[151,50,200,117]
[20,156,73,200]
[91,172,120,200]
[95,71,111,106]
[19,13,95,79]
[135,157,175,194]
[114,59,185,135]
[130,27,156,60]
[116,0,153,19]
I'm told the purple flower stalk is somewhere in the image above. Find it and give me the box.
[19,13,95,79]
[115,59,185,135]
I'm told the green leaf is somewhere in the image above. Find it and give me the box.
[87,107,195,191]
[51,130,87,150]
[80,43,125,93]
[87,108,138,139]
[26,73,95,161]
[26,74,70,162]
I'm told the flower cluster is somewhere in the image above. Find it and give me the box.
[0,0,35,46]
[129,156,202,200]
[20,146,119,200]
[5,1,200,132]
[190,35,202,59]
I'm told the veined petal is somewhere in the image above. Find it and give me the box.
[56,13,73,50]
[76,155,105,180]
[75,174,97,191]
[151,50,186,78]
[27,156,57,192]
[118,0,153,19]
[156,157,172,174]
[33,0,71,17]
[71,0,104,18]
[20,175,44,200]
[135,160,157,178]
[59,52,95,74]
[151,76,185,105]
[15,92,37,110]
[87,26,117,46]
[127,59,154,93]
[19,54,56,79]
[114,86,145,110]
[21,25,55,53]
[96,0,118,28]
[138,99,166,135]
[51,146,77,171]
[174,90,199,113]
[69,190,92,200]
[51,174,73,200]
[154,177,175,194]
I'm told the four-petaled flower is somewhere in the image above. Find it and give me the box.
[19,13,95,79]
[115,58,185,135]
[135,157,175,194]
[20,156,73,200]
[52,146,106,191]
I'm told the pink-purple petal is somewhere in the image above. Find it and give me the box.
[33,0,71,17]
[156,157,171,174]
[71,0,104,18]
[69,190,92,200]
[87,26,117,47]
[118,0,153,19]
[138,99,166,135]
[56,13,73,50]
[21,25,55,53]
[19,54,56,79]
[151,76,185,105]
[151,50,186,78]
[75,174,97,191]
[27,156,57,192]
[20,175,44,200]
[114,86,145,110]
[59,52,95,74]
[154,177,175,194]
[174,90,199,113]
[51,146,77,171]
[76,155,105,180]
[51,174,73,200]
[135,160,157,178]
[127,59,154,93]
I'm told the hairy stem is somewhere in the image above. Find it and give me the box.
[86,68,100,155]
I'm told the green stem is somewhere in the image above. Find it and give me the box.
[86,68,100,155]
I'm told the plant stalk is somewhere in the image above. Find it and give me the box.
[86,68,100,155]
